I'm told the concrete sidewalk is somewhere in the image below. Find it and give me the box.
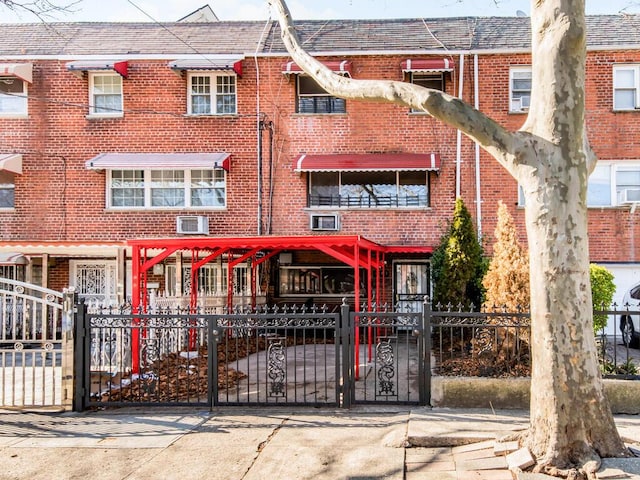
[0,407,639,480]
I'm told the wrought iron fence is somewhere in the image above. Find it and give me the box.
[75,302,342,409]
[427,302,640,379]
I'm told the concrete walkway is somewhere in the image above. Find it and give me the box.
[1,407,639,479]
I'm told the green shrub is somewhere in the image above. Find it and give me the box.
[590,263,616,334]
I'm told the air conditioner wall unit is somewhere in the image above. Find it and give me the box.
[176,215,209,234]
[310,213,340,231]
[618,188,640,204]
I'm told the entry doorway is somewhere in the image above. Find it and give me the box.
[394,261,430,313]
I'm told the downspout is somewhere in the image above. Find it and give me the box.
[255,19,272,236]
[474,54,482,239]
[455,54,465,198]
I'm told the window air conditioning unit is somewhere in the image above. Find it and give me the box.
[519,95,530,111]
[618,188,640,204]
[310,214,340,231]
[176,215,209,234]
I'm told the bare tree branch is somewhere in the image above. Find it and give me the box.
[1,0,80,22]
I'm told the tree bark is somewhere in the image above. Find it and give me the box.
[268,0,630,474]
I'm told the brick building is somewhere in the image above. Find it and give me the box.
[0,15,639,319]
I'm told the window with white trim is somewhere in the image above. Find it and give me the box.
[518,162,640,207]
[108,169,226,209]
[188,73,236,115]
[89,73,123,117]
[410,73,444,113]
[308,171,429,208]
[0,171,15,208]
[296,76,345,114]
[509,67,531,113]
[614,65,640,110]
[0,77,27,116]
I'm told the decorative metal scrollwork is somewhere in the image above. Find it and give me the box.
[14,341,24,351]
[267,341,286,397]
[376,340,396,396]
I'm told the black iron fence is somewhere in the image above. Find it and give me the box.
[72,298,640,410]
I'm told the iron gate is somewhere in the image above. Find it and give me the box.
[73,299,429,410]
[346,308,428,407]
[0,278,65,408]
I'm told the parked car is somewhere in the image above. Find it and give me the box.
[620,281,640,348]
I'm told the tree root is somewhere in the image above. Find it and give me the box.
[531,455,600,480]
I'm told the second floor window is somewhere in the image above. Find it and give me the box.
[108,169,226,209]
[89,73,123,117]
[0,77,27,116]
[308,171,429,208]
[188,73,236,115]
[614,65,640,110]
[297,76,346,114]
[410,73,444,113]
[510,67,531,113]
[518,162,640,207]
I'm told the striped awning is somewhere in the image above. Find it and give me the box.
[169,56,244,76]
[85,153,231,172]
[0,63,33,83]
[66,60,128,78]
[401,59,455,73]
[282,60,352,77]
[0,154,22,174]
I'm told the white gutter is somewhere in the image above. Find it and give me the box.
[455,53,464,199]
[474,54,482,240]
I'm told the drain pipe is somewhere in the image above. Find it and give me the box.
[474,54,482,239]
[455,54,465,199]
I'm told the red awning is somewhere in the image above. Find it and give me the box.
[282,60,352,77]
[401,58,455,73]
[169,56,244,76]
[0,63,33,83]
[293,153,441,173]
[66,60,128,78]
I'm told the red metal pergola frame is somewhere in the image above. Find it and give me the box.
[127,235,431,375]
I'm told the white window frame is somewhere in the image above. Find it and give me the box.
[518,161,640,207]
[0,76,28,117]
[613,65,640,111]
[509,66,532,113]
[107,168,226,210]
[187,72,237,115]
[88,72,123,118]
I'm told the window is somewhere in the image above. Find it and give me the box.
[279,266,365,296]
[613,65,640,110]
[410,73,444,113]
[510,67,531,113]
[70,260,117,304]
[89,73,123,117]
[0,171,15,208]
[297,76,345,114]
[308,171,429,208]
[188,73,236,115]
[518,162,640,207]
[108,169,226,209]
[0,77,27,116]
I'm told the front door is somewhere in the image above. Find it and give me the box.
[394,261,430,313]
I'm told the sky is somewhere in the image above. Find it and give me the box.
[2,0,640,23]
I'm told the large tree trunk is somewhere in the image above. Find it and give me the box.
[520,1,628,475]
[268,0,631,475]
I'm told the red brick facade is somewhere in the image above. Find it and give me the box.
[1,19,639,306]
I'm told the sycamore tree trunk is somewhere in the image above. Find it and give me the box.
[269,0,630,476]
